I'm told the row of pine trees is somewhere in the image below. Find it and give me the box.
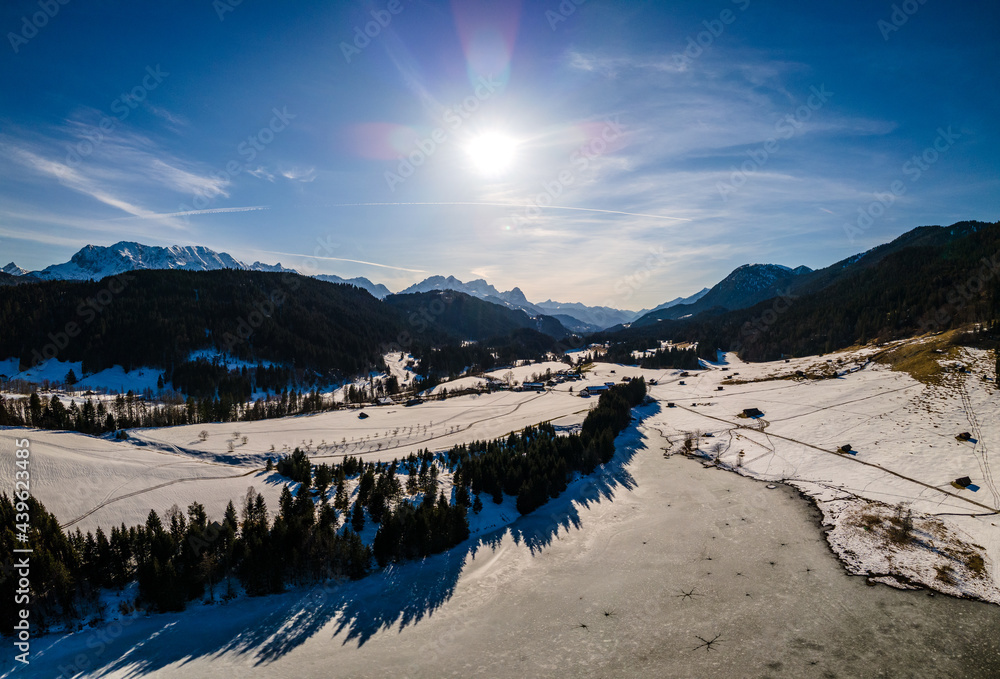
[1,379,645,634]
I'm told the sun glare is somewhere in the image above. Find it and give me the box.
[465,132,517,176]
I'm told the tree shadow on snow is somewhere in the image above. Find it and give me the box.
[45,404,658,677]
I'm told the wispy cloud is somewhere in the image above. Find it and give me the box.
[248,166,276,182]
[108,206,270,220]
[280,166,317,182]
[254,250,426,273]
[0,122,236,234]
[5,144,167,221]
[326,202,691,221]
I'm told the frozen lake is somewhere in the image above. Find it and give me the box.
[16,407,1000,678]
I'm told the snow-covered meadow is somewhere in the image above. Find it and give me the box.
[5,405,1000,678]
[644,342,1000,603]
[2,339,1000,677]
[3,343,997,601]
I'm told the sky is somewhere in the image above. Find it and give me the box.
[1,0,998,310]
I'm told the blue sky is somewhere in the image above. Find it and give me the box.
[1,0,997,309]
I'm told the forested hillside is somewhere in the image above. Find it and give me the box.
[385,290,568,341]
[0,273,571,400]
[602,220,1000,361]
[0,270,404,379]
[0,380,646,631]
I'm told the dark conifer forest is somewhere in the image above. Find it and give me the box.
[599,221,1000,361]
[0,380,645,631]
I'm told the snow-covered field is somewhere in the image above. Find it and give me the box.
[0,361,652,535]
[3,340,1000,677]
[3,344,998,601]
[5,407,1000,678]
[124,362,656,469]
[644,342,1000,603]
[0,429,284,534]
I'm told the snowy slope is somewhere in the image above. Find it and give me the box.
[1,262,27,276]
[0,430,283,534]
[33,242,247,280]
[643,342,1000,603]
[7,405,999,679]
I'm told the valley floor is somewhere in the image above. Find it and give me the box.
[4,412,1000,678]
[2,341,999,677]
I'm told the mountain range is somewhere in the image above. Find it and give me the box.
[630,264,812,325]
[606,219,1000,363]
[3,219,996,391]
[13,226,967,337]
[5,242,710,330]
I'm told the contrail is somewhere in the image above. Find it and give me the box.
[327,202,692,222]
[111,206,270,220]
[255,250,426,274]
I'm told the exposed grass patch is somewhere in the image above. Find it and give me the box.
[964,553,987,579]
[874,332,962,384]
[885,505,915,547]
[935,564,956,585]
[858,512,882,532]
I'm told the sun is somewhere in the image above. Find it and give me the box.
[465,131,517,176]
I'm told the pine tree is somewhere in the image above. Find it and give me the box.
[351,501,365,533]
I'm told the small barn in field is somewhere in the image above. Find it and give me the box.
[742,407,764,418]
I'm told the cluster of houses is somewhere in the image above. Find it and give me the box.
[579,381,617,397]
[515,370,584,392]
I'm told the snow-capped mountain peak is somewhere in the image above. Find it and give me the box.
[34,241,253,280]
[2,262,27,276]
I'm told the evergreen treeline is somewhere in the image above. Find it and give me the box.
[167,359,297,401]
[384,291,568,342]
[0,386,334,433]
[1,380,646,632]
[599,339,700,369]
[0,271,577,418]
[410,328,568,383]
